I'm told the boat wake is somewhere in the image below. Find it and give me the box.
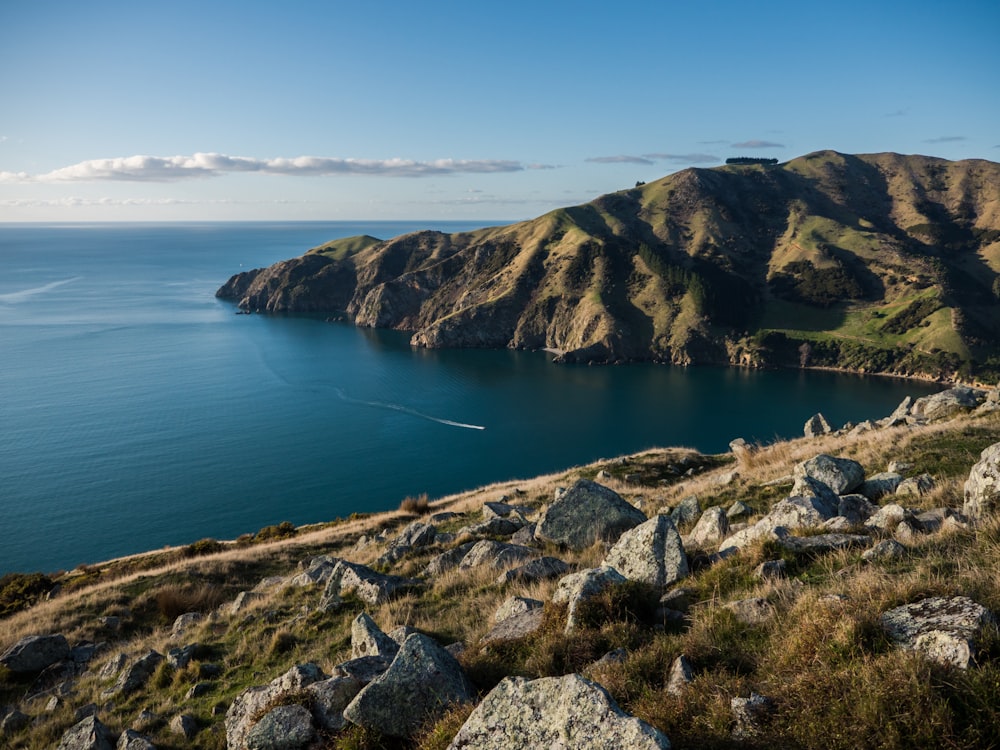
[0,277,81,303]
[333,388,486,430]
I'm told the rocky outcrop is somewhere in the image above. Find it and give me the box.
[964,441,1000,519]
[226,663,327,750]
[603,515,689,587]
[111,651,163,697]
[536,479,647,550]
[56,715,115,750]
[318,560,422,609]
[350,613,399,660]
[446,674,671,749]
[552,567,628,632]
[909,387,985,421]
[880,596,996,668]
[343,633,474,738]
[0,633,70,673]
[794,454,865,495]
[245,705,315,750]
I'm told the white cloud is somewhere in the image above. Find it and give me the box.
[586,155,655,165]
[731,140,785,149]
[643,152,719,164]
[923,136,966,143]
[0,153,526,183]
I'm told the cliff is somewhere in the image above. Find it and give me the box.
[218,151,1000,380]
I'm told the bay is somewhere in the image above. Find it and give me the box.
[0,222,937,575]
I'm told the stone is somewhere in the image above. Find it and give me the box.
[754,559,786,580]
[0,633,70,673]
[665,655,694,696]
[909,386,985,421]
[686,506,730,547]
[718,522,790,553]
[480,608,545,645]
[894,518,924,544]
[330,655,393,684]
[445,674,671,749]
[964,442,1000,520]
[318,560,422,610]
[392,520,437,548]
[343,633,475,738]
[289,555,339,587]
[351,613,399,660]
[483,501,531,520]
[74,704,99,722]
[670,495,701,526]
[167,643,198,669]
[307,676,363,731]
[603,515,688,587]
[56,716,115,750]
[779,534,871,554]
[225,663,326,750]
[494,556,570,585]
[858,472,903,501]
[230,591,265,615]
[552,567,628,632]
[510,523,537,546]
[494,596,543,623]
[169,713,198,740]
[459,518,522,538]
[837,494,879,524]
[794,454,865,495]
[131,709,159,732]
[864,503,907,532]
[113,650,163,696]
[725,598,775,625]
[880,596,996,668]
[729,437,751,453]
[789,475,840,515]
[1,708,29,735]
[536,479,647,549]
[731,692,775,739]
[186,682,213,699]
[896,473,935,498]
[862,538,907,562]
[170,612,204,639]
[423,542,476,576]
[387,625,419,645]
[765,496,837,530]
[726,501,752,519]
[246,705,315,750]
[116,729,156,750]
[458,540,536,571]
[804,412,832,437]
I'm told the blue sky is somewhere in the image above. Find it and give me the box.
[1,0,997,222]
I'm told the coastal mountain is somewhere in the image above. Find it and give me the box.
[217,151,1000,380]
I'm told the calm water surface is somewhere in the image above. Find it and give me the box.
[0,223,938,574]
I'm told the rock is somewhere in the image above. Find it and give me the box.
[1,708,29,735]
[864,503,907,532]
[289,555,340,587]
[113,650,163,696]
[552,567,628,632]
[665,655,694,696]
[789,475,840,514]
[510,523,537,546]
[306,676,363,731]
[862,539,907,562]
[494,556,570,585]
[896,473,935,498]
[445,674,671,749]
[1,633,70,673]
[494,596,543,623]
[56,716,115,750]
[730,437,751,454]
[351,613,399,660]
[964,442,1000,520]
[880,596,997,668]
[116,729,156,750]
[884,396,913,425]
[245,705,315,750]
[536,479,647,549]
[687,507,730,547]
[766,496,837,529]
[794,454,865,495]
[459,517,523,538]
[483,501,531,520]
[804,413,832,437]
[858,472,903,501]
[318,560,422,609]
[725,598,775,625]
[718,522,790,553]
[392,520,437,548]
[754,560,787,580]
[226,663,326,750]
[387,626,419,645]
[330,655,393,684]
[480,608,545,645]
[894,518,924,544]
[715,470,740,487]
[779,534,871,554]
[169,714,198,740]
[914,508,952,533]
[909,386,985,421]
[167,643,198,670]
[423,542,477,576]
[186,682,213,699]
[230,591,265,615]
[458,540,536,571]
[726,501,752,519]
[731,692,775,739]
[170,612,204,639]
[670,495,702,526]
[131,709,159,732]
[343,633,475,738]
[603,515,688,587]
[837,494,879,524]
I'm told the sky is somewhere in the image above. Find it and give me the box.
[1,0,997,222]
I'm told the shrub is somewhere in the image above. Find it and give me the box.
[255,521,297,542]
[154,583,226,621]
[399,494,431,515]
[182,538,224,558]
[0,572,54,618]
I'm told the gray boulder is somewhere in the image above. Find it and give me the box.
[423,542,476,577]
[246,705,315,750]
[1,633,70,673]
[862,539,907,562]
[226,663,326,750]
[307,676,364,731]
[170,612,204,639]
[665,655,694,696]
[536,479,647,550]
[804,413,832,437]
[686,507,730,547]
[910,386,985,421]
[446,674,671,749]
[552,567,628,633]
[112,650,163,696]
[116,729,156,750]
[731,693,775,739]
[964,442,1000,520]
[392,520,437,548]
[725,598,775,625]
[794,454,865,495]
[880,596,996,668]
[670,495,701,527]
[779,533,871,554]
[494,556,570,585]
[494,596,543,623]
[318,560,422,609]
[789,475,840,515]
[896,473,935,498]
[766,496,837,529]
[1,708,30,735]
[351,613,399,660]
[459,518,522,538]
[837,494,879,524]
[864,503,907,532]
[289,555,340,587]
[458,540,536,571]
[858,472,903,500]
[329,655,393,685]
[343,633,474,738]
[603,515,688,588]
[480,608,545,645]
[56,716,115,750]
[169,714,197,740]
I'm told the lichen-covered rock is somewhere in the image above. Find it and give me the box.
[858,472,903,501]
[764,496,836,530]
[603,515,688,587]
[494,596,543,623]
[226,663,326,750]
[670,495,701,526]
[964,442,1000,520]
[725,597,775,625]
[910,386,985,421]
[794,454,865,495]
[687,507,730,547]
[862,538,907,562]
[170,612,204,640]
[392,520,437,548]
[880,596,996,668]
[536,479,647,550]
[458,540,536,571]
[112,650,163,696]
[896,473,935,498]
[330,654,393,684]
[552,566,628,632]
[837,494,879,524]
[169,714,197,740]
[718,522,790,553]
[343,633,474,738]
[779,533,871,554]
[1,633,70,673]
[306,676,363,731]
[423,542,476,576]
[56,715,115,750]
[116,728,156,750]
[245,705,315,750]
[864,503,907,532]
[350,613,399,660]
[289,555,340,587]
[447,673,670,749]
[731,693,775,739]
[665,655,694,696]
[480,608,545,645]
[318,560,422,610]
[494,556,570,585]
[789,475,840,515]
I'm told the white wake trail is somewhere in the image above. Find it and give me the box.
[333,388,486,430]
[0,277,81,303]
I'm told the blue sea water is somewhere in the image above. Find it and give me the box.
[0,222,938,574]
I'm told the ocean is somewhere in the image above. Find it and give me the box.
[0,222,937,574]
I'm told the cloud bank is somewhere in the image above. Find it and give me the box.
[923,136,966,143]
[587,153,720,165]
[0,153,527,183]
[731,140,784,149]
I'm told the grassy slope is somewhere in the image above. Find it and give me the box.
[3,403,1000,749]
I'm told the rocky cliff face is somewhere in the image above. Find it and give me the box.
[217,151,1000,375]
